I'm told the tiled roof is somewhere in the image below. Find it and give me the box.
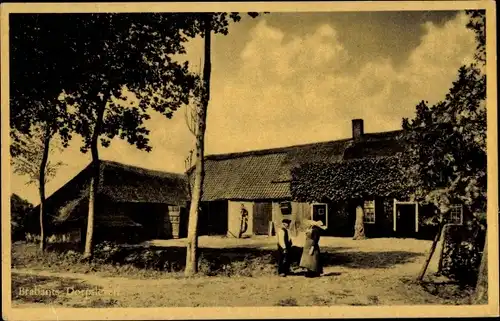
[200,130,404,201]
[202,153,291,201]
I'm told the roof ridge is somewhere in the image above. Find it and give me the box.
[205,129,403,161]
[101,160,186,178]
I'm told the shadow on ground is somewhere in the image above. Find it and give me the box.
[19,242,422,276]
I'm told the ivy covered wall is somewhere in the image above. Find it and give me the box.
[290,155,412,203]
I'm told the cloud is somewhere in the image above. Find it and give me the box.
[239,20,349,83]
[205,13,476,154]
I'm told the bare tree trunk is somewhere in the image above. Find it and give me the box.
[473,233,488,304]
[38,125,52,251]
[83,96,108,259]
[353,203,366,240]
[417,220,444,282]
[185,16,211,276]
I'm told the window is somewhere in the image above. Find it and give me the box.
[280,202,292,215]
[311,203,328,228]
[449,204,463,225]
[363,200,376,224]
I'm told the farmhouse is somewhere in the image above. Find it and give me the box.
[197,119,462,239]
[24,121,466,245]
[26,160,189,245]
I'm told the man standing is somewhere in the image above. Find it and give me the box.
[277,218,293,277]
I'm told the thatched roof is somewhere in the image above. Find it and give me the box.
[99,161,189,204]
[199,130,405,201]
[29,160,189,229]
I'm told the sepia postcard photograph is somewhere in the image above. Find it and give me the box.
[1,1,499,320]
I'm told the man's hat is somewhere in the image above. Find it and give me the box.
[282,218,292,224]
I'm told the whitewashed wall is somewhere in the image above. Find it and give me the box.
[227,201,254,238]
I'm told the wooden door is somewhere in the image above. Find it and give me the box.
[205,201,228,236]
[253,202,272,235]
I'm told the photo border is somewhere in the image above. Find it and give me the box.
[1,1,498,319]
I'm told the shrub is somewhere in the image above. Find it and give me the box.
[440,222,485,286]
[93,241,124,264]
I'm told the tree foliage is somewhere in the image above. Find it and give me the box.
[55,12,261,153]
[10,126,65,186]
[10,14,77,147]
[404,10,487,283]
[11,194,34,241]
[401,62,486,216]
[56,13,198,153]
[465,10,486,65]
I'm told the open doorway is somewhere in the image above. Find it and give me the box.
[394,200,418,238]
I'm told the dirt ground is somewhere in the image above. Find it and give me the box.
[11,236,473,307]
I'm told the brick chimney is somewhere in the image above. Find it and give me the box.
[352,119,364,140]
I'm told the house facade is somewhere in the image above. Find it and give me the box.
[26,160,189,245]
[198,119,464,239]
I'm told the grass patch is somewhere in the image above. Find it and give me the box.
[420,281,475,304]
[399,277,476,305]
[311,295,332,306]
[275,298,299,306]
[367,295,380,305]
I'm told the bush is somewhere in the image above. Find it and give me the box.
[197,252,275,277]
[93,241,124,264]
[440,222,485,286]
[13,242,279,278]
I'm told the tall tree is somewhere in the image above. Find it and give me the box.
[10,126,65,249]
[10,14,76,250]
[464,9,488,302]
[181,12,262,275]
[184,14,212,276]
[403,10,486,281]
[57,13,199,258]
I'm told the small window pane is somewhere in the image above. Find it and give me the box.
[363,200,376,224]
[449,204,463,225]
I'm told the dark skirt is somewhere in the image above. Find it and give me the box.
[300,240,323,275]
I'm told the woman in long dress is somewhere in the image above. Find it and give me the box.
[300,220,327,277]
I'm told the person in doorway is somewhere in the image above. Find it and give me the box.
[238,204,249,238]
[300,220,327,277]
[277,218,293,277]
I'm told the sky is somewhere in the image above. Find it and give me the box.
[10,10,478,205]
